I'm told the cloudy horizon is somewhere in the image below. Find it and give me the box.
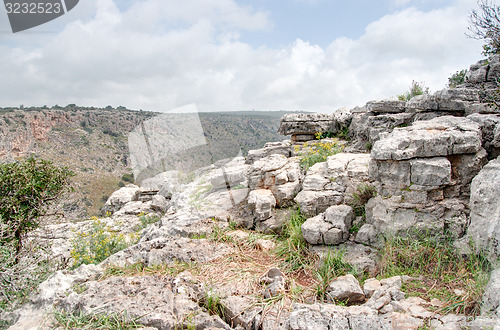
[0,0,485,113]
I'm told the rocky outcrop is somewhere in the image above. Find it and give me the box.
[366,116,487,239]
[295,153,371,217]
[301,205,353,245]
[102,184,141,214]
[466,156,500,264]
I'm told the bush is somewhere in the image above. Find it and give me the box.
[121,173,134,183]
[70,217,136,268]
[467,0,500,55]
[397,81,429,101]
[448,69,468,88]
[0,156,73,256]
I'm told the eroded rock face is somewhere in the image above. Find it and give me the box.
[327,274,365,303]
[467,157,500,264]
[301,205,353,245]
[248,154,302,208]
[295,153,371,217]
[371,116,482,161]
[103,184,141,214]
[278,113,338,140]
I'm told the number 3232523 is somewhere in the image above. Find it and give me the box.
[5,2,62,14]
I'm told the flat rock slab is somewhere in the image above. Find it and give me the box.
[278,113,337,135]
[105,236,231,268]
[371,116,482,160]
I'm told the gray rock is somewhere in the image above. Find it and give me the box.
[289,303,349,330]
[326,274,365,303]
[406,94,439,112]
[294,190,343,217]
[278,113,337,136]
[140,171,178,191]
[467,157,500,264]
[482,268,500,317]
[347,306,388,330]
[245,141,292,164]
[105,236,230,268]
[221,295,260,329]
[210,162,248,190]
[355,224,381,247]
[371,116,482,161]
[312,242,379,275]
[366,100,406,114]
[248,189,276,222]
[301,205,353,245]
[410,157,451,186]
[103,185,141,214]
[151,195,169,213]
[363,278,382,298]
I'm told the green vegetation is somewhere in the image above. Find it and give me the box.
[201,288,224,317]
[0,156,73,255]
[294,139,344,171]
[397,81,429,101]
[0,242,55,312]
[134,214,161,231]
[467,0,500,55]
[50,309,145,329]
[275,209,312,272]
[315,250,356,301]
[70,217,137,268]
[379,234,492,316]
[121,173,134,183]
[448,69,468,88]
[348,183,377,218]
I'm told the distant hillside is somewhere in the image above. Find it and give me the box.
[0,105,297,219]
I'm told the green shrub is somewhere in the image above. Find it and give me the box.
[448,69,468,88]
[397,81,429,101]
[121,173,134,183]
[70,217,136,268]
[294,139,344,171]
[0,156,73,256]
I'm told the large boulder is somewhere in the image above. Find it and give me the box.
[278,113,337,138]
[467,157,500,264]
[102,184,141,214]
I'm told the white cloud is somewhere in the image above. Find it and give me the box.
[0,0,484,112]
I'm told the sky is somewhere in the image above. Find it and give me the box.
[0,0,486,113]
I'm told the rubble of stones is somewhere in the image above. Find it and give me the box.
[5,56,500,329]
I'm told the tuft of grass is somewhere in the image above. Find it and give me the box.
[275,208,315,273]
[315,250,356,301]
[135,214,161,231]
[349,183,377,218]
[379,234,492,316]
[201,288,224,318]
[50,309,145,329]
[293,139,344,171]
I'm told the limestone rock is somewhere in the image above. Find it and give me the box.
[210,161,248,190]
[278,113,337,136]
[289,303,349,330]
[248,189,276,222]
[366,100,406,114]
[410,157,451,186]
[103,184,141,214]
[301,205,353,245]
[482,268,500,317]
[326,274,365,303]
[295,153,371,217]
[151,195,169,213]
[245,140,292,164]
[248,154,302,207]
[467,157,500,264]
[371,116,482,161]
